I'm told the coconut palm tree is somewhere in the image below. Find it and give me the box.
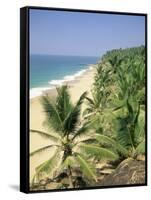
[30,85,118,189]
[83,63,114,134]
[84,46,145,160]
[108,55,123,73]
[114,99,145,158]
[92,101,145,160]
[83,99,145,161]
[115,59,145,103]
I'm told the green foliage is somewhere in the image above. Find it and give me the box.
[63,91,87,136]
[30,129,60,142]
[30,46,146,190]
[36,149,61,175]
[76,154,97,181]
[79,143,118,160]
[83,46,146,159]
[94,134,129,157]
[30,85,118,187]
[135,140,145,154]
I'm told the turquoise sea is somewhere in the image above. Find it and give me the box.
[30,55,99,98]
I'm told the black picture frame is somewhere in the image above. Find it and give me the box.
[20,6,147,193]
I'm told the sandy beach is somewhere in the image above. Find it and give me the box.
[29,65,96,182]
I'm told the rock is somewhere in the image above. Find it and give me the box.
[137,154,145,161]
[45,182,60,190]
[39,179,47,186]
[100,169,115,174]
[99,158,146,186]
[96,162,113,170]
[61,177,70,185]
[97,175,106,182]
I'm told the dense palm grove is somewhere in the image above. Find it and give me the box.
[30,46,146,190]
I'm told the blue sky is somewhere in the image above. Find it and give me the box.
[29,9,145,56]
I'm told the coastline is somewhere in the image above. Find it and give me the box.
[29,64,97,182]
[30,64,96,99]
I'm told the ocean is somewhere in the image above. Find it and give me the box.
[30,55,99,98]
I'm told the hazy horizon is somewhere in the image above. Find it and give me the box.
[29,9,145,57]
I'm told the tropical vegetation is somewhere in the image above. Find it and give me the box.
[30,45,146,190]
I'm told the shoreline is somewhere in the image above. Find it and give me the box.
[30,64,97,99]
[29,63,97,182]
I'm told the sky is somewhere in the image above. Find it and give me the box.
[29,9,145,57]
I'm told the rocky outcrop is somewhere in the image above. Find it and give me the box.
[31,158,146,190]
[99,158,146,186]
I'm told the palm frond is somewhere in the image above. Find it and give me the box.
[94,134,129,157]
[56,85,73,121]
[60,156,77,171]
[72,121,91,140]
[41,95,63,133]
[114,143,129,157]
[135,140,145,155]
[115,116,133,148]
[134,109,145,144]
[30,129,60,142]
[94,134,115,145]
[82,108,93,117]
[36,148,62,176]
[76,154,97,182]
[74,134,96,145]
[78,143,119,161]
[63,91,87,135]
[85,97,95,107]
[112,99,126,111]
[30,145,56,157]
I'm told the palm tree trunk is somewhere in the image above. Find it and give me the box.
[68,165,73,188]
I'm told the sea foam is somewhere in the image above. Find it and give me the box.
[49,69,87,86]
[30,66,92,99]
[30,87,53,99]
